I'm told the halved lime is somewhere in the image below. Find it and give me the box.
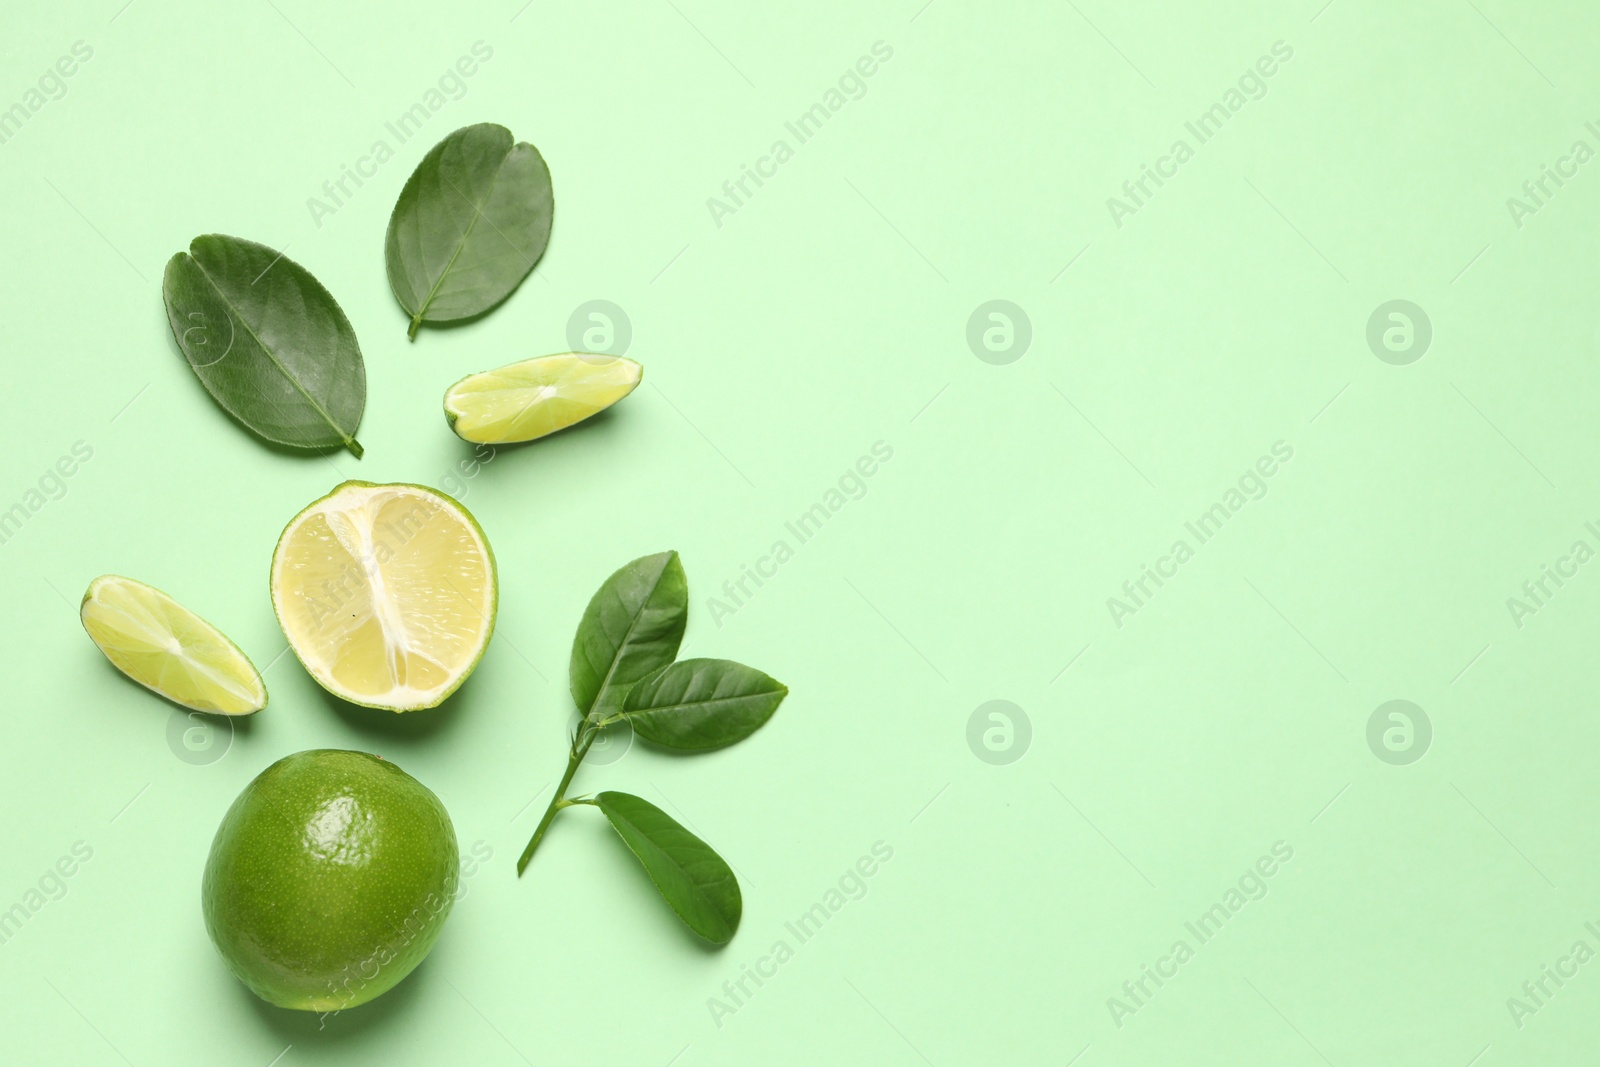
[270,481,496,712]
[444,352,642,444]
[80,575,265,715]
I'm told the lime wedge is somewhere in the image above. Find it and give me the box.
[444,353,642,444]
[270,481,496,712]
[81,575,266,715]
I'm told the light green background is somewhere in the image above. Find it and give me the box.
[1,0,1596,1063]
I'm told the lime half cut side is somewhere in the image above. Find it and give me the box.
[81,575,266,715]
[270,481,497,712]
[444,353,642,444]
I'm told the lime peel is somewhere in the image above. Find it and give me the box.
[202,749,459,1010]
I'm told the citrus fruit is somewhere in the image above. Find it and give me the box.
[444,352,641,444]
[270,481,496,711]
[80,575,265,715]
[202,749,459,1011]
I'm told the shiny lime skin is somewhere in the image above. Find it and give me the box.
[201,750,459,1011]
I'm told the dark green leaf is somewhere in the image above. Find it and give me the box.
[385,123,554,339]
[594,791,740,944]
[162,235,365,457]
[622,658,786,751]
[570,551,686,721]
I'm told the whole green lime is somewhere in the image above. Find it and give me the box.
[201,750,459,1011]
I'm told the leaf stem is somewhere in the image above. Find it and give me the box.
[407,314,423,341]
[517,726,596,875]
[344,436,364,459]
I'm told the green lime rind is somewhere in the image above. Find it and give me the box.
[201,750,459,1011]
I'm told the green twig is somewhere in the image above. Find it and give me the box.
[517,726,596,875]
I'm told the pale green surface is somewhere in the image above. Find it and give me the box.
[2,1,1598,1064]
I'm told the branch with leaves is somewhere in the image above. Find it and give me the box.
[517,551,787,946]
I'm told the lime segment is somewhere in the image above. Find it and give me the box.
[80,575,265,715]
[444,353,641,444]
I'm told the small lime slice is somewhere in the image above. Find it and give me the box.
[81,575,266,715]
[270,481,496,712]
[443,353,642,444]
